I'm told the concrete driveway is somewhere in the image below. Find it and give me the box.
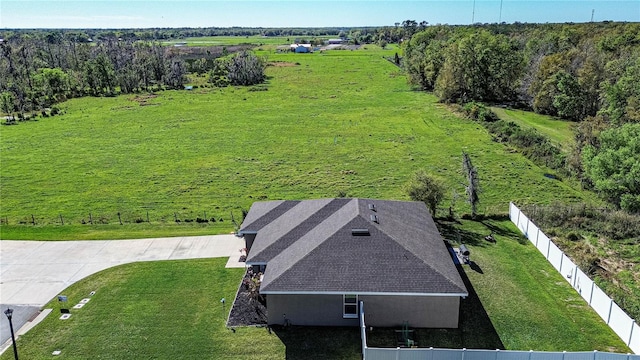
[0,235,245,345]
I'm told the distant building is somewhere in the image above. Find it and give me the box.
[290,43,312,53]
[327,38,345,44]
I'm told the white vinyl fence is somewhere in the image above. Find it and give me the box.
[510,203,639,355]
[364,347,639,360]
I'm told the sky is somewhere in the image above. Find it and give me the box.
[1,0,639,29]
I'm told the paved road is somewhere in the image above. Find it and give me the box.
[0,235,245,345]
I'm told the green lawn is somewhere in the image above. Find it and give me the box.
[491,107,575,151]
[0,258,358,360]
[456,219,628,352]
[1,48,593,239]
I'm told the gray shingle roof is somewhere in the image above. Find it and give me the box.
[240,198,467,296]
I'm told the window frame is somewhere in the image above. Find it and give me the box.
[343,294,358,319]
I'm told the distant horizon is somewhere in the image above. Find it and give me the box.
[1,1,639,30]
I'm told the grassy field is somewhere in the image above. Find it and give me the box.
[162,35,332,47]
[491,107,575,151]
[0,47,592,240]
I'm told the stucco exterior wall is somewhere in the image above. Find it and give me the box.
[266,294,460,328]
[267,294,359,326]
[359,295,460,328]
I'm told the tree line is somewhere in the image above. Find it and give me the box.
[1,27,376,42]
[401,22,640,213]
[0,35,192,120]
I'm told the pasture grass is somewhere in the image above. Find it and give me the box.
[0,48,594,239]
[491,107,575,151]
[162,35,332,47]
[0,222,231,240]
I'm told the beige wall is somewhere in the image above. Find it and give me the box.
[266,294,460,328]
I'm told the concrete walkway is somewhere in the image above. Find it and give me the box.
[0,235,245,346]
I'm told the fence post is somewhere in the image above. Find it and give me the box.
[462,348,466,360]
[607,299,614,324]
[559,253,564,273]
[535,227,540,247]
[529,350,533,360]
[563,351,566,360]
[593,349,598,360]
[628,320,635,346]
[546,237,552,259]
[429,347,434,360]
[395,347,400,360]
[589,282,595,305]
[572,265,578,288]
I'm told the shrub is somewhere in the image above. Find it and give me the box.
[405,170,445,216]
[463,102,499,122]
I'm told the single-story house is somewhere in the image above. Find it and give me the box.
[238,198,468,328]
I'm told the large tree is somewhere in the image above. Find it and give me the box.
[226,51,266,86]
[582,123,640,213]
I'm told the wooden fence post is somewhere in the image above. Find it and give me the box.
[118,212,123,225]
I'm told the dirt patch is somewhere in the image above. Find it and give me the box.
[269,61,299,67]
[130,94,159,106]
[227,270,267,327]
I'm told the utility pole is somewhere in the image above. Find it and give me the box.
[499,0,504,22]
[472,0,476,23]
[591,9,595,22]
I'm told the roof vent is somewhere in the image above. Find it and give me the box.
[370,214,379,223]
[351,228,370,236]
[368,203,376,212]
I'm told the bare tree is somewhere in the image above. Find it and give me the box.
[462,152,480,218]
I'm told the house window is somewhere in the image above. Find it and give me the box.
[343,295,358,318]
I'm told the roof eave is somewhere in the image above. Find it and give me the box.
[260,290,469,297]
